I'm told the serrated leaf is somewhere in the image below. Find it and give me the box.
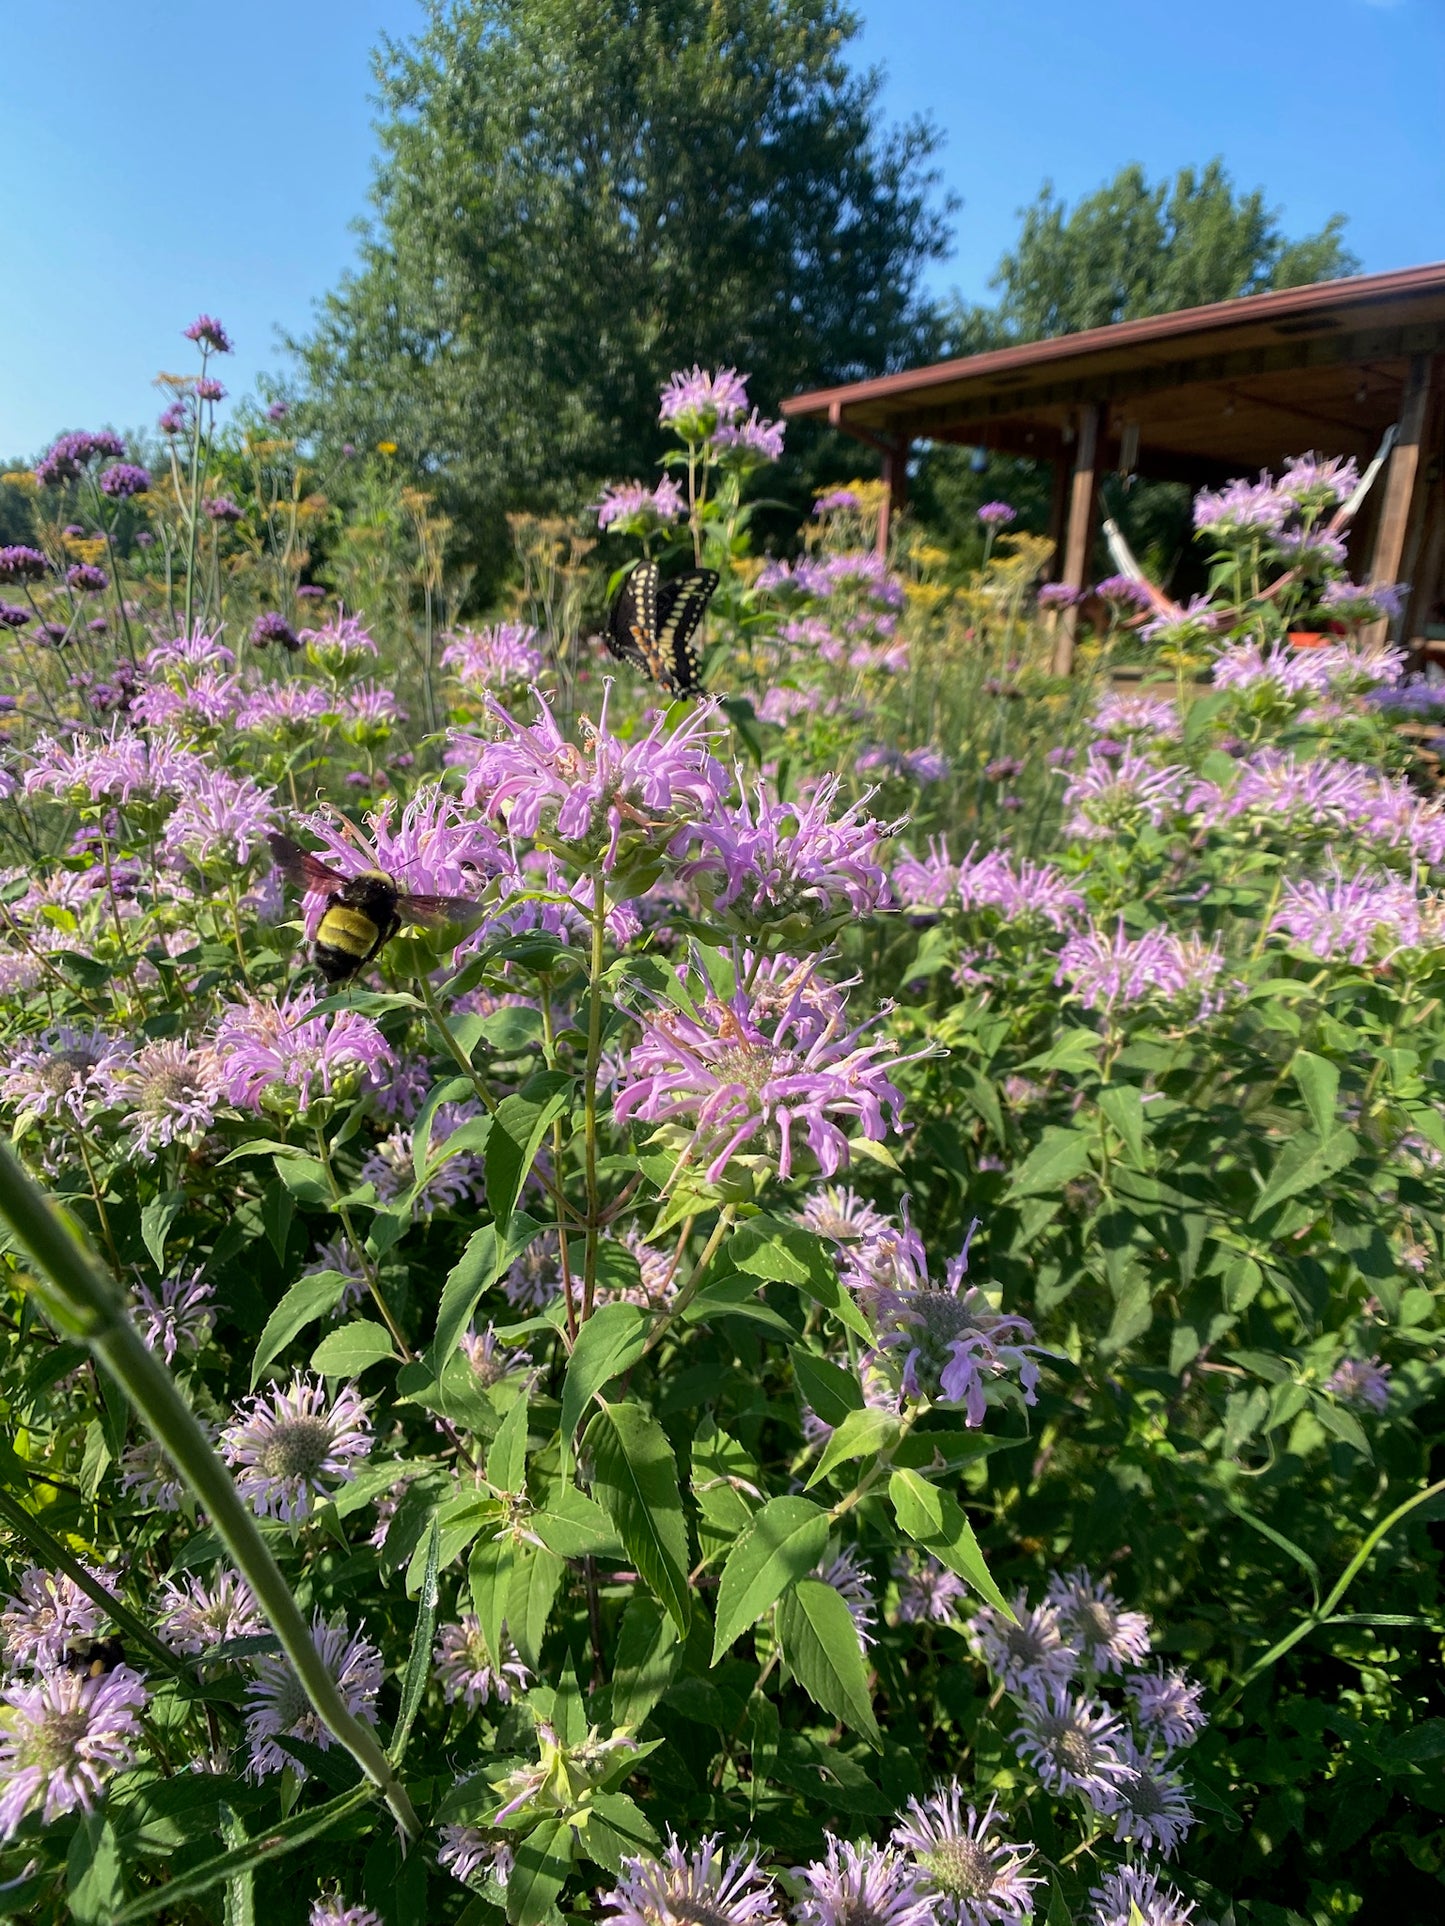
[1250,1129,1358,1220]
[1004,1127,1093,1201]
[791,1347,865,1428]
[426,1214,544,1375]
[585,1400,692,1634]
[487,1393,531,1493]
[310,1319,396,1378]
[251,1272,351,1388]
[486,1073,572,1236]
[1291,1051,1340,1138]
[610,1596,679,1733]
[729,1217,872,1339]
[712,1495,831,1661]
[806,1407,898,1490]
[469,1536,516,1669]
[560,1302,649,1447]
[389,1520,440,1765]
[888,1467,1013,1617]
[507,1544,565,1669]
[1098,1085,1147,1165]
[777,1578,879,1745]
[260,1179,295,1264]
[506,1816,574,1926]
[531,1483,623,1559]
[1313,1394,1370,1454]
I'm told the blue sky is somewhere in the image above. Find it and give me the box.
[4,0,1441,455]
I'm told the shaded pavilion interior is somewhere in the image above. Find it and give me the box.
[781,262,1445,671]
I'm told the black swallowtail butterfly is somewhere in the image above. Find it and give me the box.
[605,560,718,697]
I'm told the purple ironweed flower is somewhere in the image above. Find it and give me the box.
[98,463,151,499]
[250,610,301,650]
[442,622,544,690]
[977,502,1016,528]
[266,400,290,422]
[595,476,686,531]
[1046,1567,1153,1673]
[1012,1687,1134,1810]
[309,1899,380,1926]
[1037,582,1081,609]
[245,1615,382,1779]
[871,1228,1043,1424]
[1063,747,1189,839]
[0,1023,131,1131]
[799,1183,892,1249]
[1092,691,1179,738]
[161,765,276,870]
[158,402,189,436]
[34,431,128,486]
[1139,594,1223,649]
[1192,474,1290,540]
[433,1616,531,1709]
[1088,1866,1197,1926]
[1279,451,1360,514]
[966,1592,1077,1697]
[1324,1354,1391,1411]
[439,1826,513,1888]
[678,775,898,930]
[1126,1665,1207,1751]
[132,1268,214,1365]
[1,1566,115,1672]
[65,563,108,593]
[711,409,786,463]
[203,494,242,522]
[1271,868,1422,963]
[0,600,30,627]
[113,1039,225,1157]
[155,1571,266,1657]
[185,314,233,353]
[613,949,908,1183]
[0,544,50,582]
[118,1436,188,1512]
[891,1785,1041,1926]
[1095,574,1153,608]
[814,487,862,515]
[893,1555,969,1625]
[598,1832,781,1926]
[461,685,729,876]
[794,1838,938,1926]
[195,377,226,403]
[214,986,394,1114]
[234,682,332,738]
[0,1665,147,1839]
[659,366,751,434]
[1107,1733,1195,1855]
[1056,923,1231,1020]
[815,1547,878,1648]
[1320,578,1405,623]
[221,1375,372,1522]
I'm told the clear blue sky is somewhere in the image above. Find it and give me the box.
[4,0,1441,457]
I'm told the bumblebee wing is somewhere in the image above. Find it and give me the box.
[654,568,718,696]
[398,893,486,931]
[605,560,661,676]
[267,832,348,897]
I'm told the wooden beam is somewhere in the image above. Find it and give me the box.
[1045,451,1071,573]
[878,441,909,559]
[1368,354,1433,604]
[1052,403,1101,676]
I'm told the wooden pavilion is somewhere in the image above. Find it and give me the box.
[780,261,1445,672]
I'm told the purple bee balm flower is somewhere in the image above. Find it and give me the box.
[757,684,816,725]
[1126,1665,1207,1751]
[1095,573,1153,607]
[893,1555,969,1625]
[813,487,862,515]
[185,313,233,353]
[1325,1353,1391,1411]
[65,563,108,593]
[1056,922,1231,1020]
[1140,594,1223,648]
[966,1591,1077,1697]
[1,1565,116,1672]
[98,462,151,499]
[297,583,325,598]
[461,1322,536,1386]
[1271,868,1422,963]
[132,1267,214,1365]
[295,784,504,916]
[814,1547,878,1648]
[433,1615,531,1708]
[0,1664,148,1839]
[0,544,50,582]
[0,1023,131,1131]
[439,1826,513,1888]
[1107,1733,1196,1855]
[155,1570,266,1657]
[502,1231,566,1310]
[1012,1687,1134,1810]
[162,764,277,870]
[595,475,686,530]
[309,1899,381,1926]
[1192,473,1290,540]
[1088,1866,1197,1926]
[599,1831,781,1926]
[711,409,786,463]
[1279,451,1360,514]
[1320,578,1405,623]
[113,1039,226,1157]
[442,621,544,690]
[203,494,242,522]
[1063,746,1189,839]
[215,986,395,1114]
[118,1436,188,1512]
[221,1375,372,1522]
[1037,581,1081,609]
[244,1614,382,1779]
[612,949,908,1183]
[798,1183,892,1248]
[891,1785,1042,1926]
[1276,526,1348,571]
[955,846,1085,930]
[235,681,332,738]
[1046,1567,1153,1673]
[299,608,378,670]
[893,839,961,915]
[461,684,729,875]
[977,502,1016,528]
[658,365,751,435]
[250,609,300,650]
[0,600,30,627]
[794,1838,939,1926]
[1092,691,1179,738]
[871,1227,1043,1424]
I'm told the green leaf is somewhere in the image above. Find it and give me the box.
[806,1407,898,1490]
[140,1191,184,1273]
[777,1578,879,1745]
[426,1214,544,1375]
[310,1319,396,1377]
[1022,1027,1102,1074]
[486,1073,573,1235]
[1098,1085,1147,1166]
[585,1400,692,1634]
[507,1543,566,1669]
[389,1520,441,1765]
[560,1302,649,1446]
[469,1535,516,1669]
[1250,1129,1358,1220]
[260,1179,295,1264]
[683,1273,801,1338]
[531,1482,623,1559]
[610,1596,679,1733]
[1313,1394,1370,1454]
[729,1216,872,1339]
[888,1467,1013,1617]
[487,1393,531,1492]
[584,1790,659,1871]
[791,1347,865,1428]
[251,1271,351,1388]
[506,1816,574,1926]
[712,1495,831,1661]
[1004,1127,1094,1201]
[1291,1051,1340,1137]
[68,1815,122,1926]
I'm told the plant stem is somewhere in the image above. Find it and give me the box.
[311,1128,412,1363]
[581,871,607,1320]
[639,1204,737,1358]
[0,1138,420,1839]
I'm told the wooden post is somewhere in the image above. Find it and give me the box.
[877,439,908,560]
[1051,402,1101,676]
[1366,354,1434,644]
[1045,451,1071,575]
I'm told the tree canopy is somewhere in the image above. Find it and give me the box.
[293,0,952,573]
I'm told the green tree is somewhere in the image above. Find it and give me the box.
[294,0,952,584]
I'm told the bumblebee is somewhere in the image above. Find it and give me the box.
[266,831,482,983]
[63,1636,127,1679]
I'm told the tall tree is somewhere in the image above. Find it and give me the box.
[294,0,952,575]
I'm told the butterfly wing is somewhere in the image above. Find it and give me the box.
[654,569,719,696]
[266,832,348,898]
[605,561,661,676]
